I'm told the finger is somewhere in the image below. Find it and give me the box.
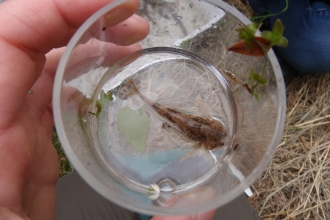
[0,0,140,53]
[27,42,142,120]
[22,128,59,220]
[0,0,141,129]
[152,187,217,220]
[23,182,57,220]
[53,29,77,48]
[54,13,150,48]
[151,216,192,220]
[94,14,150,46]
[196,209,216,220]
[25,47,63,122]
[151,210,216,220]
[151,216,194,220]
[64,41,144,81]
[40,104,55,139]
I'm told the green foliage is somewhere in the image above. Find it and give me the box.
[227,0,289,100]
[261,19,288,47]
[237,23,258,41]
[89,90,114,117]
[52,128,74,176]
[236,23,260,53]
[100,89,114,104]
[248,68,268,101]
[249,69,268,86]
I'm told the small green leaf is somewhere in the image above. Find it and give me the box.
[261,19,288,48]
[117,105,150,153]
[247,68,268,101]
[250,73,268,85]
[253,93,259,101]
[276,37,288,47]
[94,90,114,117]
[99,89,114,104]
[95,101,102,117]
[248,68,258,86]
[237,23,258,41]
[260,31,272,41]
[272,19,285,37]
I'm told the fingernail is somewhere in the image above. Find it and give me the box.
[131,13,146,22]
[104,1,139,26]
[117,33,145,45]
[104,9,132,27]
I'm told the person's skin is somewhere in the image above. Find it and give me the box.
[151,209,216,220]
[0,0,215,219]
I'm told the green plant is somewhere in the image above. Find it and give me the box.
[227,0,288,100]
[52,129,74,176]
[88,89,114,117]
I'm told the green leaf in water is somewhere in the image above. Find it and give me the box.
[94,90,114,117]
[249,71,268,85]
[253,92,259,101]
[247,68,268,101]
[117,105,150,153]
[100,89,114,103]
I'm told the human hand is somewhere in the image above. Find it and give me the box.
[151,209,216,220]
[0,0,149,219]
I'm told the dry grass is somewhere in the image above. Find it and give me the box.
[223,0,254,18]
[249,73,330,220]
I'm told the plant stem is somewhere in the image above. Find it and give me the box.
[251,0,289,24]
[261,57,268,77]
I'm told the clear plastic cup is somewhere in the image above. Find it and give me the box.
[53,0,286,216]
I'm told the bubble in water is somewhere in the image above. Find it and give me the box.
[157,178,177,192]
